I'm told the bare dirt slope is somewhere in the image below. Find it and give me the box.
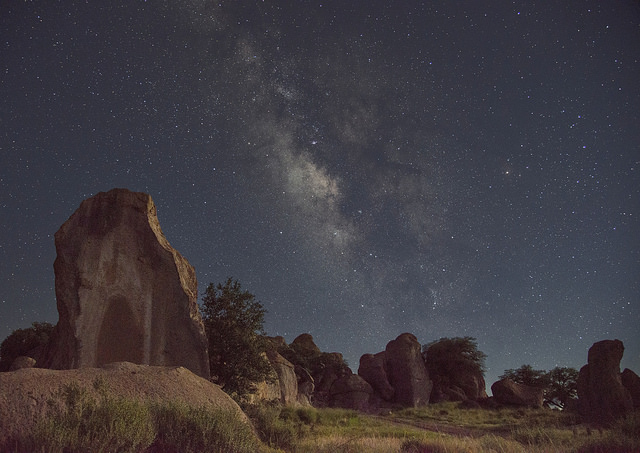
[0,361,247,444]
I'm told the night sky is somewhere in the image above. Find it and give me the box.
[2,1,639,389]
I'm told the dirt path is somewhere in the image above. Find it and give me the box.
[372,415,509,439]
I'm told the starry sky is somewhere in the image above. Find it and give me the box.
[1,1,639,389]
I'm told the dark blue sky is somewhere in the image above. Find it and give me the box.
[1,1,639,388]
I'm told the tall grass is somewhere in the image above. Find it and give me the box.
[5,379,268,453]
[6,383,639,453]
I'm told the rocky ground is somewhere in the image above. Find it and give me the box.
[0,362,247,445]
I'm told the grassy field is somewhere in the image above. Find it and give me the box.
[4,381,639,452]
[245,401,640,453]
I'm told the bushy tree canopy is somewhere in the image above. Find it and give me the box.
[201,278,274,399]
[500,364,578,408]
[422,336,487,379]
[500,364,548,388]
[0,321,54,371]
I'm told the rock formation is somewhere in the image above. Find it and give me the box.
[358,352,394,401]
[577,339,633,423]
[265,349,299,405]
[358,333,432,408]
[9,356,36,371]
[329,374,373,411]
[0,362,248,446]
[621,368,640,409]
[491,378,544,408]
[42,188,209,379]
[385,333,433,407]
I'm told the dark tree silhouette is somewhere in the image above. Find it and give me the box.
[500,364,578,408]
[422,336,487,377]
[0,322,54,371]
[201,278,274,399]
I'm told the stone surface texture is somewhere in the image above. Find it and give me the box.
[577,339,633,423]
[621,368,640,409]
[43,188,209,378]
[0,362,246,446]
[491,378,544,408]
[384,333,432,407]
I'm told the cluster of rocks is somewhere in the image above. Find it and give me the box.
[576,339,639,424]
[5,188,639,425]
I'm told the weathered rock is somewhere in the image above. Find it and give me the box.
[9,356,36,371]
[621,368,640,409]
[0,363,249,447]
[491,378,544,408]
[291,333,322,357]
[385,333,432,407]
[266,350,299,405]
[577,339,633,423]
[295,364,315,406]
[358,351,394,401]
[329,374,373,411]
[42,188,209,379]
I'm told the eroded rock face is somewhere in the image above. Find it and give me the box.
[385,333,432,407]
[358,351,394,401]
[621,368,640,409]
[491,378,544,408]
[43,189,209,379]
[265,350,299,405]
[577,339,633,423]
[329,374,373,411]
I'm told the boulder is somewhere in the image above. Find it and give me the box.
[9,356,36,371]
[291,333,321,357]
[385,333,432,407]
[621,368,640,408]
[491,378,544,408]
[358,351,394,401]
[0,363,249,447]
[577,339,633,423]
[329,374,373,411]
[42,188,209,379]
[265,350,299,405]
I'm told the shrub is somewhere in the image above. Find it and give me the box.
[150,402,262,453]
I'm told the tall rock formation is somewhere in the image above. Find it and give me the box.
[577,339,633,423]
[385,333,432,407]
[358,333,432,408]
[43,188,210,378]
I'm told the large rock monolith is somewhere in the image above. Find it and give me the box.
[577,339,633,423]
[385,333,432,407]
[43,188,210,378]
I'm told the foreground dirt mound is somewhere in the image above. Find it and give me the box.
[0,362,246,444]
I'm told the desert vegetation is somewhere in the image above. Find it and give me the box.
[6,379,638,453]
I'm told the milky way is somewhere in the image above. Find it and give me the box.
[1,1,639,387]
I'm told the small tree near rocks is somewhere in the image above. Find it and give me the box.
[201,278,274,400]
[500,364,578,409]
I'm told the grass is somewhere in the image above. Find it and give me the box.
[245,401,640,453]
[5,383,639,452]
[4,379,270,453]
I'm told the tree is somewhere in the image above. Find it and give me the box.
[200,278,274,399]
[0,322,54,371]
[423,336,487,378]
[500,364,548,388]
[545,366,579,409]
[500,364,578,408]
